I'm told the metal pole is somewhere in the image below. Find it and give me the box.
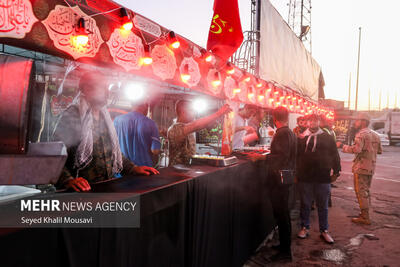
[355,27,362,111]
[368,88,370,111]
[300,0,304,40]
[255,0,261,77]
[379,90,382,111]
[348,73,351,109]
[387,92,389,110]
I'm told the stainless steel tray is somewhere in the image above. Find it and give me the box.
[190,155,238,167]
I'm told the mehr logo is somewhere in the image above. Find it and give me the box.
[21,200,61,211]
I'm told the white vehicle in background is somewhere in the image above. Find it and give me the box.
[370,111,400,145]
[372,129,390,146]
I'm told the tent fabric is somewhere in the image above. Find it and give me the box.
[259,0,322,101]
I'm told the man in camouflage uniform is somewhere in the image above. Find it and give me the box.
[167,100,231,166]
[337,113,382,224]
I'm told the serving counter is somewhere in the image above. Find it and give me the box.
[0,159,275,267]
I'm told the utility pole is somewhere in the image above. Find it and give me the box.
[379,90,382,111]
[355,27,361,111]
[368,89,371,111]
[387,92,389,110]
[395,91,398,109]
[348,73,351,109]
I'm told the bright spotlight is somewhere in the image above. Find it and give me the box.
[192,99,208,114]
[124,82,145,102]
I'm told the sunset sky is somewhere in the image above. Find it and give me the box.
[116,0,400,110]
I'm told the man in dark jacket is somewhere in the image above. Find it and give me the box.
[296,114,341,244]
[249,107,297,262]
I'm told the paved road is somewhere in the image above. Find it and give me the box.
[245,146,400,267]
[340,146,400,198]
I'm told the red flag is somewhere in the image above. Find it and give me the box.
[206,0,244,63]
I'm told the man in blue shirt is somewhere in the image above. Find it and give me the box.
[114,103,161,167]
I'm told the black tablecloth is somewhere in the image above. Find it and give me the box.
[0,160,275,267]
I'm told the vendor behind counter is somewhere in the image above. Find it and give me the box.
[167,100,231,166]
[52,72,159,192]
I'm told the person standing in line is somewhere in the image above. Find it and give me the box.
[248,107,297,263]
[296,114,341,244]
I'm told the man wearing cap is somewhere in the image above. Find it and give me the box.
[337,113,382,225]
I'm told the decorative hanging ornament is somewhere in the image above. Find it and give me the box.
[151,44,177,80]
[223,76,237,100]
[43,5,103,59]
[107,29,144,71]
[0,0,38,39]
[179,57,201,87]
[207,68,223,95]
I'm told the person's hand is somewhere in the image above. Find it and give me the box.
[218,104,232,116]
[330,173,340,183]
[246,152,265,162]
[133,166,160,176]
[65,177,91,192]
[336,141,343,148]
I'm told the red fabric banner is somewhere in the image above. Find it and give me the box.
[206,0,244,63]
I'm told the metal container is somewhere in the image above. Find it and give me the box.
[0,142,67,185]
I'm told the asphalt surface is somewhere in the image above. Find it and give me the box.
[245,146,400,267]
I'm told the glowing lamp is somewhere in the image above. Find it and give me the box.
[141,57,153,65]
[169,31,180,49]
[248,93,255,99]
[233,88,241,95]
[193,99,208,114]
[256,78,263,88]
[122,21,133,31]
[200,48,214,63]
[140,45,152,65]
[181,74,190,82]
[125,82,145,102]
[120,8,133,31]
[258,95,265,102]
[211,72,221,87]
[75,35,89,46]
[181,64,191,82]
[226,62,235,75]
[75,18,88,46]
